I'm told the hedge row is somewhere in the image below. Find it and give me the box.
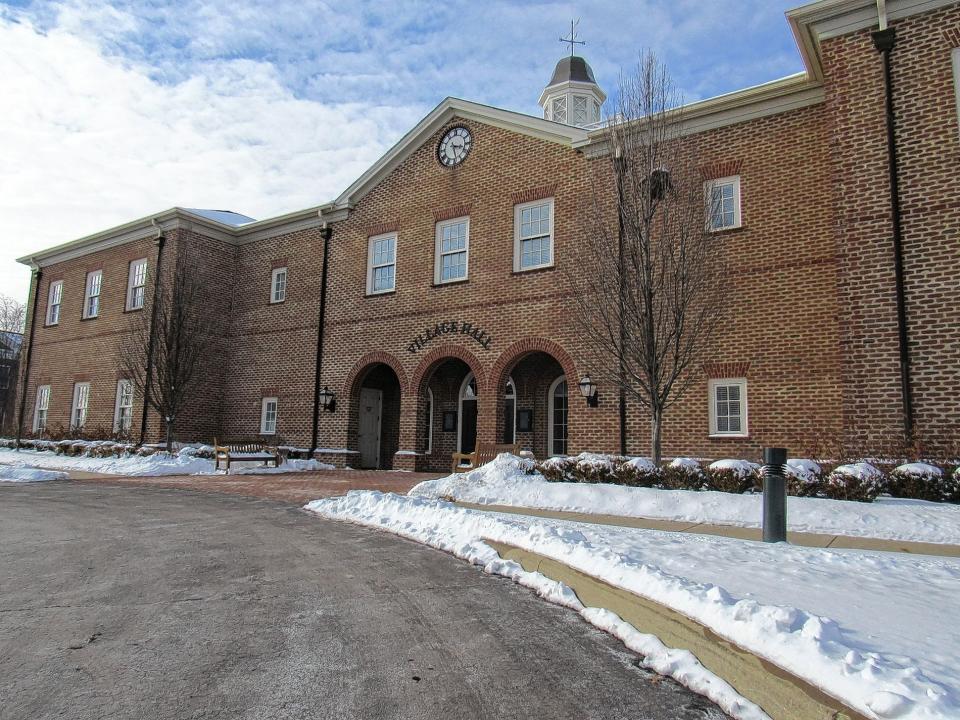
[535,453,960,504]
[0,438,217,460]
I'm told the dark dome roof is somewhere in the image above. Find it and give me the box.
[548,56,597,86]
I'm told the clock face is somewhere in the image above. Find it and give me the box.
[437,126,472,167]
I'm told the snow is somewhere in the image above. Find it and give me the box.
[670,457,703,471]
[708,459,760,477]
[894,463,943,478]
[411,454,960,545]
[623,456,658,473]
[0,448,333,477]
[831,462,885,481]
[306,491,960,720]
[785,458,821,480]
[0,465,68,483]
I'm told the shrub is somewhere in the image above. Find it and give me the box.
[888,462,958,503]
[574,453,627,484]
[661,458,706,491]
[617,457,661,488]
[706,460,759,493]
[783,459,824,497]
[538,455,575,482]
[823,462,886,502]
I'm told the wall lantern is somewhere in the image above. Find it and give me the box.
[578,375,599,408]
[319,386,336,413]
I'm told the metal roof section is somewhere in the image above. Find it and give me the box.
[548,56,598,86]
[182,209,257,226]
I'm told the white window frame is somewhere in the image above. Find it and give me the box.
[705,175,741,232]
[708,378,749,438]
[113,379,134,434]
[513,198,555,272]
[83,270,102,319]
[46,280,63,326]
[573,94,589,125]
[504,376,517,445]
[434,216,470,284]
[126,258,148,311]
[551,96,567,123]
[425,387,434,454]
[547,375,568,457]
[260,396,278,435]
[953,49,960,137]
[71,382,90,430]
[270,267,287,304]
[33,385,51,433]
[366,232,397,295]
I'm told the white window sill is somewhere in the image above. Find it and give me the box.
[513,262,555,274]
[709,433,749,439]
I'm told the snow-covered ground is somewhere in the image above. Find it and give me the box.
[411,455,960,545]
[0,465,68,483]
[0,447,333,477]
[306,490,960,720]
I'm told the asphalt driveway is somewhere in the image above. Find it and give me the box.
[0,481,725,720]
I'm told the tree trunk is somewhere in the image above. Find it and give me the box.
[165,417,174,453]
[650,407,663,466]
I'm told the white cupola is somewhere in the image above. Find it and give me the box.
[538,55,606,127]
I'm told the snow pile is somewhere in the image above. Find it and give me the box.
[785,458,821,481]
[411,456,960,544]
[0,447,333,477]
[307,491,960,720]
[623,456,658,473]
[895,463,943,478]
[0,465,68,483]
[708,459,759,477]
[670,457,703,472]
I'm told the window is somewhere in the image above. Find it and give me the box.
[33,385,50,433]
[705,175,741,231]
[366,233,396,294]
[435,217,469,284]
[425,388,434,454]
[114,380,134,434]
[83,270,102,319]
[71,382,90,430]
[261,397,278,435]
[271,267,287,303]
[46,281,63,325]
[503,376,517,444]
[126,259,147,310]
[551,96,567,123]
[514,198,554,271]
[573,95,589,125]
[709,379,748,437]
[548,376,568,456]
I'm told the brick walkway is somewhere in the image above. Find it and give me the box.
[70,469,443,505]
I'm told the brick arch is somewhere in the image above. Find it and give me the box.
[490,337,579,393]
[410,344,487,396]
[343,351,409,397]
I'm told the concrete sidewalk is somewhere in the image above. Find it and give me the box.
[454,501,960,558]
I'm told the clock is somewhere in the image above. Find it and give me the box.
[437,126,472,167]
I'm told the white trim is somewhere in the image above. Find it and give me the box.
[46,280,63,326]
[457,372,478,454]
[513,197,555,272]
[708,378,749,438]
[366,232,397,295]
[82,270,102,319]
[113,379,134,434]
[270,267,287,304]
[434,216,470,284]
[953,48,960,140]
[504,375,517,445]
[260,396,278,435]
[71,382,90,431]
[705,175,742,232]
[547,375,568,457]
[33,385,50,433]
[126,258,148,311]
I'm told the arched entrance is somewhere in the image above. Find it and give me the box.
[414,354,483,472]
[458,372,479,455]
[351,363,402,469]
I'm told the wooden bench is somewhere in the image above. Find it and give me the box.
[214,439,281,471]
[451,443,521,473]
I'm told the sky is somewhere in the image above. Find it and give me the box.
[0,0,804,303]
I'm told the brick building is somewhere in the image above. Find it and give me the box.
[14,0,960,468]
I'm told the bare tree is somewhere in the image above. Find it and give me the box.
[569,52,726,464]
[119,249,216,450]
[0,294,26,333]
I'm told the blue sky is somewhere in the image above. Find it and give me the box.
[0,0,803,301]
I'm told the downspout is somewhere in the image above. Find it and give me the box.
[613,152,629,456]
[872,4,914,441]
[14,264,42,449]
[138,221,166,445]
[309,220,334,457]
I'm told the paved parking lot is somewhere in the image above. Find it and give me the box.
[0,481,725,720]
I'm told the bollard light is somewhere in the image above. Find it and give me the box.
[762,447,788,543]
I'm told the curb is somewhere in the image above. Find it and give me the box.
[485,539,870,720]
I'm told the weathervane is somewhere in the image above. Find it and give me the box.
[560,19,585,58]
